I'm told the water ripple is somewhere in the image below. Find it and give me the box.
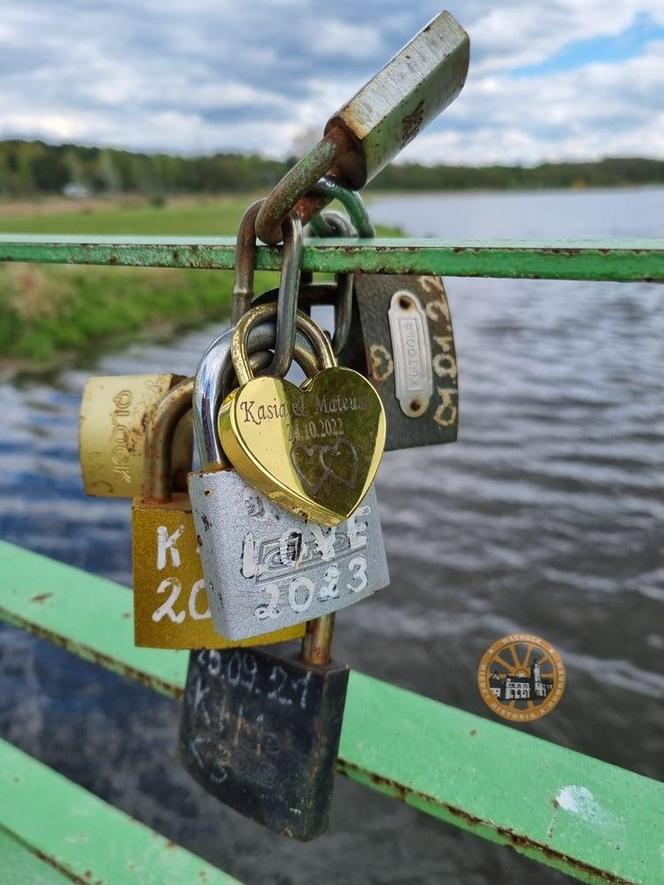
[1,187,663,883]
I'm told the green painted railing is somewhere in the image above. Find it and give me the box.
[0,740,237,884]
[1,540,663,884]
[0,235,662,281]
[0,235,663,884]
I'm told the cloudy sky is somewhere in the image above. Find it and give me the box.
[1,1,662,166]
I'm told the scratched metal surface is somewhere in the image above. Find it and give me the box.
[1,185,663,884]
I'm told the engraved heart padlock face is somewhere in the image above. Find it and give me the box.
[218,368,386,526]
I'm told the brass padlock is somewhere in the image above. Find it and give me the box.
[80,374,192,497]
[131,376,304,649]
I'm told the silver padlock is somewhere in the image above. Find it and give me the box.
[188,313,390,642]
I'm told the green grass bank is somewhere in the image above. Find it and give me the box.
[0,196,397,367]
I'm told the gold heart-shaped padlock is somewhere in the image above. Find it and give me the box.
[218,304,386,525]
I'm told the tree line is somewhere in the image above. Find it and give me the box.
[0,140,662,197]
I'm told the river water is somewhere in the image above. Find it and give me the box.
[0,187,662,884]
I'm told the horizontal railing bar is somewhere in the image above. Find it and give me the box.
[1,540,661,884]
[0,739,239,884]
[0,235,661,282]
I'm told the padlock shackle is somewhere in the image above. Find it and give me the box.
[253,139,377,245]
[232,199,264,325]
[252,204,360,356]
[193,322,321,468]
[144,377,194,505]
[268,213,303,378]
[254,129,352,245]
[232,200,302,323]
[232,304,336,386]
[306,205,364,356]
[302,614,336,666]
[233,200,304,378]
[307,179,375,240]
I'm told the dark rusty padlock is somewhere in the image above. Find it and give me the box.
[347,274,459,450]
[179,613,349,840]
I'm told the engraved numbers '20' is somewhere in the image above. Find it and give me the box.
[151,577,211,623]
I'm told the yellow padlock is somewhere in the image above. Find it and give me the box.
[218,303,387,526]
[132,376,304,649]
[80,374,193,498]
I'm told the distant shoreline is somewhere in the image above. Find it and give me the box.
[1,140,663,200]
[1,183,663,221]
[0,194,399,372]
[0,188,659,372]
[367,183,664,198]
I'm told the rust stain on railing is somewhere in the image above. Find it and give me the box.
[0,235,661,282]
[335,761,634,884]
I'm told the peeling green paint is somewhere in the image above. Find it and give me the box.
[0,541,662,884]
[0,740,239,884]
[0,235,661,282]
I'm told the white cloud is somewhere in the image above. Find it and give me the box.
[461,0,664,73]
[402,39,664,165]
[312,20,384,59]
[0,1,661,164]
